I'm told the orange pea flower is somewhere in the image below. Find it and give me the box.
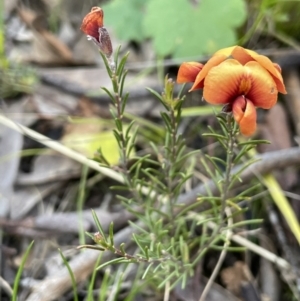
[177,46,287,136]
[81,7,113,59]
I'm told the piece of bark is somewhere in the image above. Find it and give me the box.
[284,69,300,136]
[258,104,297,190]
[10,182,65,219]
[17,8,73,64]
[35,209,133,232]
[259,233,281,301]
[175,275,240,301]
[0,115,23,217]
[16,153,81,185]
[259,104,292,152]
[31,84,79,117]
[0,208,134,236]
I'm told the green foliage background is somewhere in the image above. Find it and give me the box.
[103,0,247,58]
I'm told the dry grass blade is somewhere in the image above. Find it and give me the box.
[0,114,124,183]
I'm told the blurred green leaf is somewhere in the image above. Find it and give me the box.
[0,64,37,98]
[181,106,221,117]
[103,0,148,42]
[61,118,135,165]
[12,241,34,301]
[102,0,246,58]
[143,0,247,58]
[63,130,120,164]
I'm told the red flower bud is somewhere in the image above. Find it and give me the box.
[81,7,113,59]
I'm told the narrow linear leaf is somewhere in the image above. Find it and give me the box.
[99,51,113,78]
[236,183,261,198]
[158,271,176,288]
[97,258,130,270]
[119,70,128,97]
[228,159,260,190]
[142,262,154,279]
[12,241,34,301]
[117,52,130,76]
[210,246,246,251]
[128,220,149,235]
[59,249,79,301]
[114,45,122,69]
[120,243,126,255]
[202,133,227,140]
[108,222,115,246]
[101,87,115,103]
[238,139,270,146]
[99,269,110,301]
[132,233,147,256]
[91,210,108,243]
[121,92,130,114]
[87,254,102,301]
[146,87,169,110]
[234,144,253,164]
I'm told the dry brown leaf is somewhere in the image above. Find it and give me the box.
[221,261,261,301]
[259,103,297,190]
[221,261,247,296]
[18,8,73,64]
[260,103,292,152]
[284,69,300,136]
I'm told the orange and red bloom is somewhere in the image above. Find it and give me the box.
[177,46,287,136]
[81,7,113,59]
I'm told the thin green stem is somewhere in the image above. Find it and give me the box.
[220,115,235,223]
[107,56,142,206]
[193,114,236,264]
[109,69,127,168]
[198,207,232,301]
[166,107,178,222]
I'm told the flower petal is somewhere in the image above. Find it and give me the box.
[214,46,236,56]
[190,54,227,90]
[232,49,286,94]
[254,55,286,94]
[80,7,104,42]
[232,96,257,136]
[231,46,255,65]
[177,62,204,84]
[245,61,278,109]
[202,59,247,105]
[215,45,258,64]
[229,46,286,94]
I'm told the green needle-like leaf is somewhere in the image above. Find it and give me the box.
[12,241,34,301]
[91,210,108,243]
[97,258,130,270]
[59,249,79,301]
